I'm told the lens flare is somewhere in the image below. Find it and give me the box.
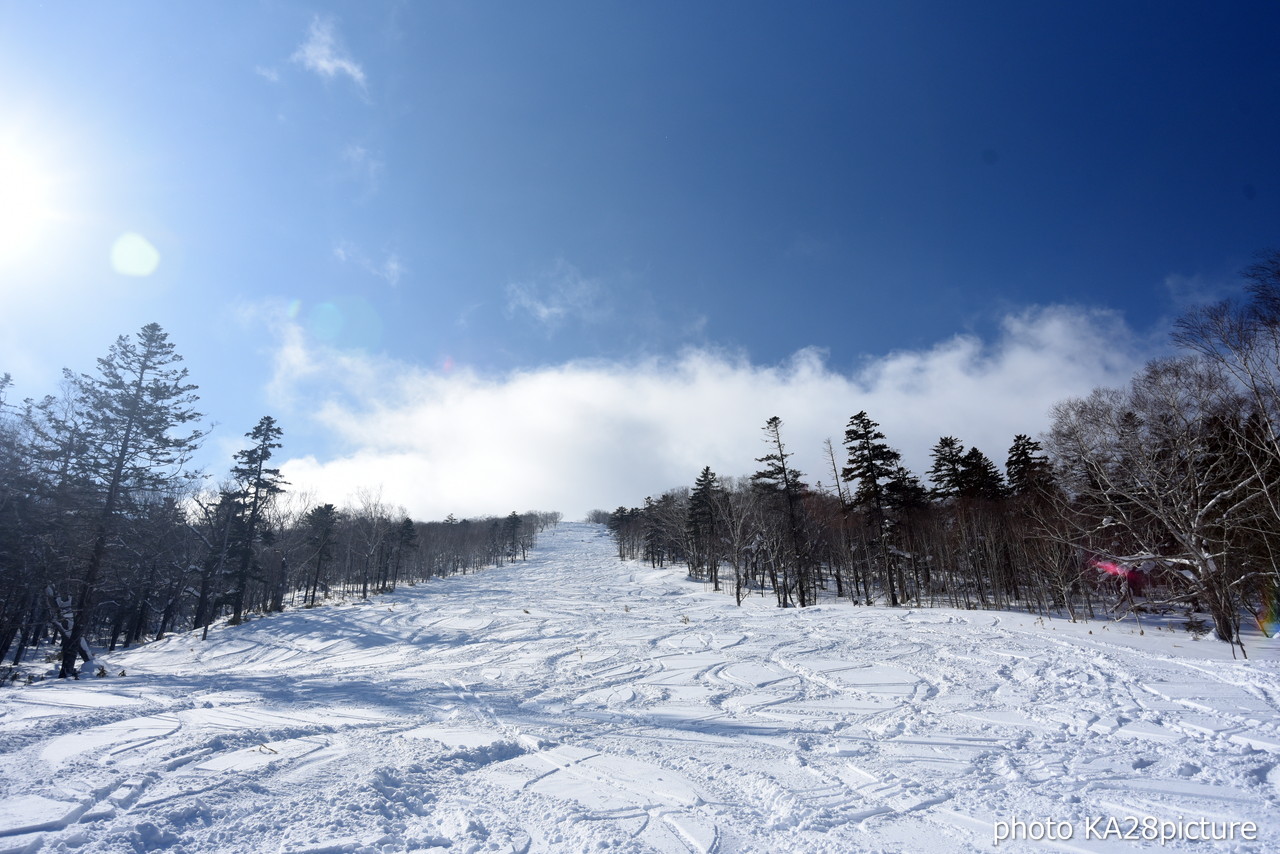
[1263,584,1279,637]
[308,302,343,342]
[1088,557,1148,595]
[1091,558,1130,579]
[305,297,381,349]
[110,232,161,276]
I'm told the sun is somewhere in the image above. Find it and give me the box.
[0,136,60,265]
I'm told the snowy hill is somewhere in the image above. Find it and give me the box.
[1,522,1277,853]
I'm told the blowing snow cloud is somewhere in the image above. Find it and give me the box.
[270,305,1155,520]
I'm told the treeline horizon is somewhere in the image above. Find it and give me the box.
[596,251,1280,654]
[0,327,562,679]
[4,251,1277,676]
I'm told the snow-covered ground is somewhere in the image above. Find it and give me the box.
[1,523,1277,853]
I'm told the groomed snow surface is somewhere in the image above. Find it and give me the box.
[1,523,1278,854]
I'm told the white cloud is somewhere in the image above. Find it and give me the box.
[333,239,404,286]
[268,305,1158,522]
[291,16,366,91]
[506,259,608,333]
[1163,272,1237,311]
[381,254,405,287]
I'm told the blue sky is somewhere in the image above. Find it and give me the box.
[2,2,1278,519]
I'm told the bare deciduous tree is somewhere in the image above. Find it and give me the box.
[1047,357,1263,647]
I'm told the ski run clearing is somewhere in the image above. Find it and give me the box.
[1,523,1278,854]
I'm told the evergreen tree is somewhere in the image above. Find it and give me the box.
[927,436,966,499]
[840,411,902,510]
[608,506,643,560]
[31,324,205,677]
[390,517,419,587]
[752,417,806,496]
[686,466,722,589]
[884,464,929,512]
[303,503,339,607]
[841,411,904,605]
[752,417,811,606]
[0,374,48,668]
[641,493,684,568]
[1005,434,1053,498]
[957,447,1007,500]
[228,417,286,624]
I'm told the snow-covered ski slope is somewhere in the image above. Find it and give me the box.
[1,523,1278,854]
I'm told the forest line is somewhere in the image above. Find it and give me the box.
[0,327,560,679]
[599,252,1280,654]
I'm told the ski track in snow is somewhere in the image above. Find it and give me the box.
[1,523,1277,853]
